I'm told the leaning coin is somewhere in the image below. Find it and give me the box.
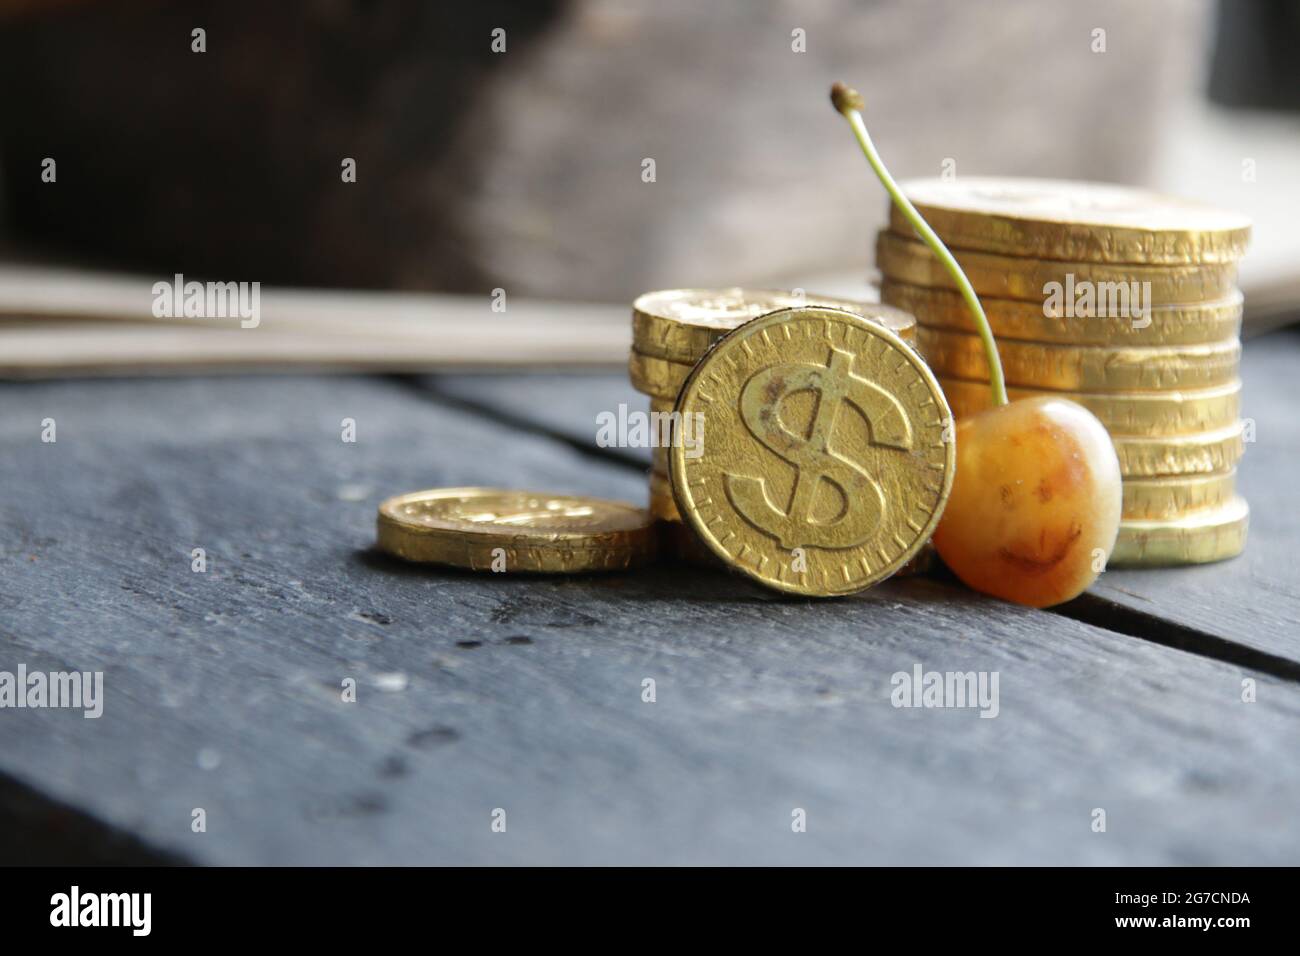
[376,487,657,572]
[877,230,1238,305]
[671,306,953,596]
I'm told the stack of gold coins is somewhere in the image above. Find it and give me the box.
[876,177,1252,566]
[628,288,919,566]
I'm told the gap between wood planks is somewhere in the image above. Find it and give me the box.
[390,374,1300,686]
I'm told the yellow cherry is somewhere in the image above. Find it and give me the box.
[932,396,1122,607]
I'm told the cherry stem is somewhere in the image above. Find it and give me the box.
[831,82,1008,407]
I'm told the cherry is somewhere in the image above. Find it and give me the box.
[932,396,1121,606]
[832,82,1123,606]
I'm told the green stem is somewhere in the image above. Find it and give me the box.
[834,87,1008,407]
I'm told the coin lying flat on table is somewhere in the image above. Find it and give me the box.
[377,487,657,572]
[881,280,1243,346]
[632,287,915,364]
[1110,495,1249,566]
[876,231,1238,305]
[1121,471,1237,521]
[916,326,1240,392]
[888,177,1252,265]
[671,306,953,596]
[936,376,1242,436]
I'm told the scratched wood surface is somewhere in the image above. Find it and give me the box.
[1,355,1298,864]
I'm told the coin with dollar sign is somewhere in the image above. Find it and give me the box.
[669,306,954,596]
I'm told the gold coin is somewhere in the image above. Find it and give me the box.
[916,326,1240,392]
[937,376,1241,436]
[881,279,1243,346]
[632,287,915,364]
[1121,471,1237,521]
[1111,422,1244,477]
[877,231,1238,304]
[648,470,681,521]
[670,306,953,596]
[376,487,657,572]
[1109,495,1249,567]
[629,350,694,400]
[889,176,1251,264]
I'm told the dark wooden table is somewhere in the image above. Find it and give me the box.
[2,331,1298,865]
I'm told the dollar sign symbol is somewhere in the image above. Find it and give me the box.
[725,347,913,550]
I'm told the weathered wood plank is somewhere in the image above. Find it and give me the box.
[1,374,1298,865]
[427,371,651,469]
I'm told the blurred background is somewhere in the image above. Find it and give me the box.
[0,0,1296,322]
